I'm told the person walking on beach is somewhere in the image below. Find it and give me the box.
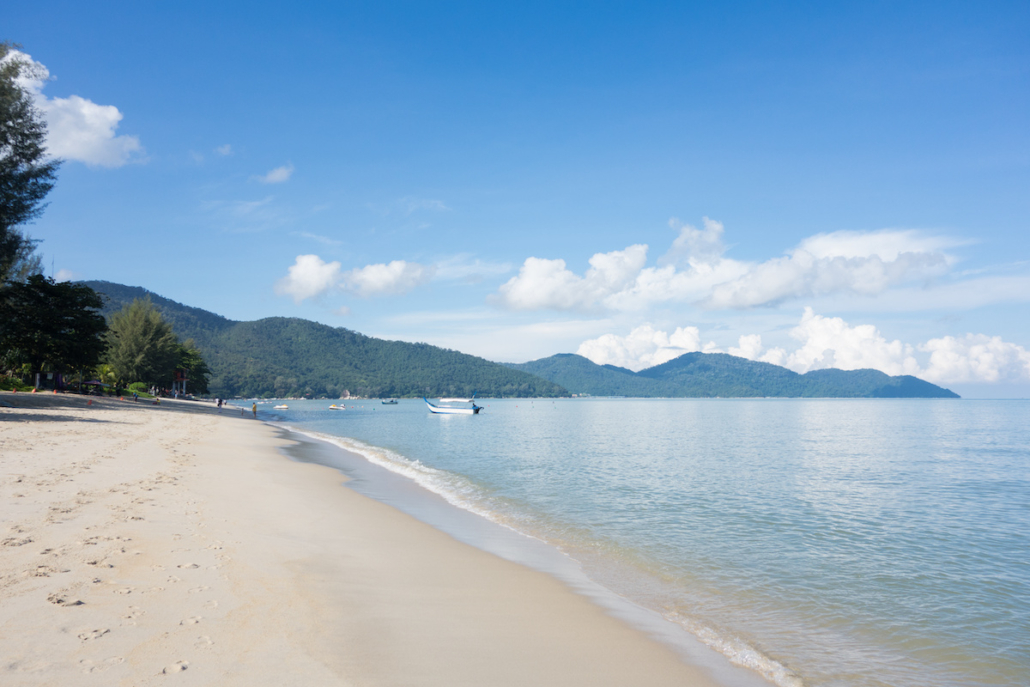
[252,402,257,418]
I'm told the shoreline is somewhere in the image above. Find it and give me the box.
[1,392,746,686]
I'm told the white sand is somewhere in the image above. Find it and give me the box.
[1,392,723,686]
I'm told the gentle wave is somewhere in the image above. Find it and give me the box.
[276,422,800,687]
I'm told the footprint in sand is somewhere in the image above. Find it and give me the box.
[167,575,181,583]
[203,600,218,609]
[47,592,84,606]
[177,563,199,570]
[79,656,124,674]
[78,628,110,641]
[194,635,213,649]
[180,616,202,625]
[162,660,189,674]
[114,587,133,595]
[187,586,209,594]
[122,607,145,625]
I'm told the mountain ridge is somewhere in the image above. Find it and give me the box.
[508,352,959,398]
[81,281,959,399]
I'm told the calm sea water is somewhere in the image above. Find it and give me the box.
[265,398,1029,687]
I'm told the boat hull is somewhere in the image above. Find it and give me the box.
[424,398,481,415]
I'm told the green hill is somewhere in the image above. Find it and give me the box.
[81,281,567,399]
[510,352,959,398]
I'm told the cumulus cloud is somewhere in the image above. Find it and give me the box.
[4,50,143,167]
[726,309,1030,384]
[702,228,961,309]
[496,245,648,311]
[54,269,76,282]
[495,222,966,313]
[275,254,342,303]
[342,260,434,297]
[920,334,1030,384]
[576,324,718,371]
[257,163,294,184]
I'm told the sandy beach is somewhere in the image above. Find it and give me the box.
[0,392,725,686]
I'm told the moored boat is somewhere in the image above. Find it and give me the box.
[381,399,398,405]
[424,397,482,415]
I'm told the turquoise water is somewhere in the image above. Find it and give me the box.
[266,398,1029,687]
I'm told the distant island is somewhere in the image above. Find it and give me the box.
[83,281,959,399]
[509,353,959,398]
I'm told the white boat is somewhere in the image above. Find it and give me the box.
[424,397,482,415]
[381,399,398,405]
[328,404,345,410]
[273,404,289,410]
[438,398,471,404]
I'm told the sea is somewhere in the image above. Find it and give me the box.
[260,398,1029,687]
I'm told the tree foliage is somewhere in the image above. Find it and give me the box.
[0,42,60,284]
[105,298,180,386]
[84,281,567,398]
[0,275,107,380]
[176,338,211,394]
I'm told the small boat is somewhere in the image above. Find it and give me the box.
[273,404,289,410]
[424,397,482,415]
[381,399,398,405]
[328,404,345,410]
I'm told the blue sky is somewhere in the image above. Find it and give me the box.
[7,1,1030,395]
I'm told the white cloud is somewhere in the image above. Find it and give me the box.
[496,245,648,311]
[275,254,341,303]
[659,216,728,267]
[494,223,970,314]
[920,335,1030,384]
[704,230,953,309]
[54,268,76,282]
[577,324,719,371]
[257,163,294,184]
[342,260,434,297]
[726,309,1030,384]
[215,144,233,156]
[4,50,143,167]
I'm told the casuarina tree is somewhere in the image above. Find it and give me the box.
[0,42,60,284]
[105,298,180,386]
[0,275,107,385]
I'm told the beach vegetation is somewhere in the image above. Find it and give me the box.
[0,275,107,386]
[104,298,180,387]
[103,298,212,393]
[175,338,211,394]
[83,280,568,399]
[0,42,60,285]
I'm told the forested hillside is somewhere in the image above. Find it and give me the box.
[511,352,959,398]
[82,281,567,399]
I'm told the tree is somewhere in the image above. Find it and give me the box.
[1,42,60,284]
[176,338,211,394]
[105,298,180,386]
[0,275,107,385]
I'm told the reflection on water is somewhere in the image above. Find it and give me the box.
[274,398,1030,687]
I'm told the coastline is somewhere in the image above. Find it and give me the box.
[1,393,737,686]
